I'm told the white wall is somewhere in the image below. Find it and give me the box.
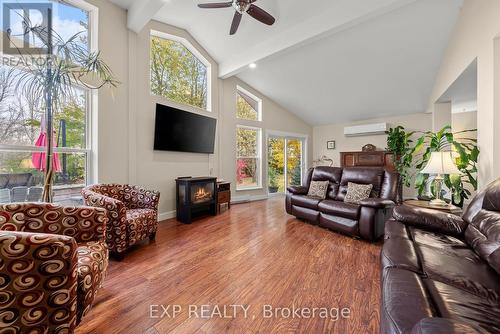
[220,77,313,201]
[427,0,500,187]
[452,111,477,134]
[313,112,432,198]
[87,0,312,217]
[88,0,130,184]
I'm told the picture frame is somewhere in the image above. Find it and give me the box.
[327,140,336,150]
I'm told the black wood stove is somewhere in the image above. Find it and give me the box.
[176,177,217,224]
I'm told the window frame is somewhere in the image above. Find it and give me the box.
[236,85,262,122]
[0,0,98,190]
[150,30,212,112]
[265,130,308,196]
[236,125,262,191]
[0,86,95,187]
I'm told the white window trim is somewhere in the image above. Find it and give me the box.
[0,1,98,187]
[236,85,262,122]
[265,130,308,194]
[0,86,95,186]
[236,125,262,191]
[150,30,212,112]
[62,0,99,53]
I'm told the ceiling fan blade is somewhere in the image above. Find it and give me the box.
[246,4,275,26]
[198,2,232,9]
[230,11,242,35]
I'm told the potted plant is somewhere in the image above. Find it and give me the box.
[386,126,415,188]
[411,125,479,207]
[7,15,118,202]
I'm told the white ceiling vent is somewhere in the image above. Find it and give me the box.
[344,123,388,137]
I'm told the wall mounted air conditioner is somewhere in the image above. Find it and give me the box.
[344,123,388,137]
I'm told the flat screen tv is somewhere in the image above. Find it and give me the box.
[154,104,217,154]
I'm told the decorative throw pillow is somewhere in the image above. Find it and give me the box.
[344,182,373,204]
[307,181,329,199]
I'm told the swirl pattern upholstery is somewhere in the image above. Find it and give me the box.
[81,184,160,258]
[0,203,109,333]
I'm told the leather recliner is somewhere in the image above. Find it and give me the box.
[381,179,500,333]
[286,166,401,241]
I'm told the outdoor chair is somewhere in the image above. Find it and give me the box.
[11,186,28,202]
[27,186,43,202]
[0,188,10,203]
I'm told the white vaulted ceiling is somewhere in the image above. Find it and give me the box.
[109,0,463,125]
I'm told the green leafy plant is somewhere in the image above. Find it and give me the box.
[7,14,118,202]
[386,126,415,187]
[268,166,279,193]
[411,125,478,207]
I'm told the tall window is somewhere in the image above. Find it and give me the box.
[237,86,261,121]
[236,126,262,190]
[150,32,210,111]
[0,1,93,204]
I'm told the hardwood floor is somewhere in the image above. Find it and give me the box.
[76,197,382,334]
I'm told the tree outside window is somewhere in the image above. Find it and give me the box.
[236,126,261,189]
[236,87,261,121]
[151,35,209,110]
[0,1,93,204]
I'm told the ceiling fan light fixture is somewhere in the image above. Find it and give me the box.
[198,0,275,35]
[232,1,249,14]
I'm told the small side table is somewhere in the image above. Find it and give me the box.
[404,199,462,216]
[217,181,231,214]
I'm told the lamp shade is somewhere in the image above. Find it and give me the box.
[420,151,461,175]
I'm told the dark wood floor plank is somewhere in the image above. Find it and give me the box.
[76,197,381,334]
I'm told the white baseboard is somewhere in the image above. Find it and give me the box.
[231,194,269,204]
[158,195,271,221]
[158,210,176,221]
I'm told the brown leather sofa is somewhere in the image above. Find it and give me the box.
[381,179,500,334]
[286,166,401,241]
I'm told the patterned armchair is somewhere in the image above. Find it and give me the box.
[81,184,160,259]
[0,203,109,333]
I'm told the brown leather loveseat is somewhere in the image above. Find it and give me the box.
[286,166,401,241]
[381,179,500,333]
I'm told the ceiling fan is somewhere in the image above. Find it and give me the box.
[197,0,276,35]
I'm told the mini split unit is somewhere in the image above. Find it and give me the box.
[343,123,388,137]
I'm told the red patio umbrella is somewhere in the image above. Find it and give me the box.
[31,118,62,172]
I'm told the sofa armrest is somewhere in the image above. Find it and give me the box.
[0,203,108,244]
[411,318,486,334]
[359,198,395,209]
[287,186,308,195]
[0,231,78,332]
[123,185,160,211]
[393,205,467,237]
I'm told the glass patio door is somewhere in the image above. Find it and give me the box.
[267,136,305,194]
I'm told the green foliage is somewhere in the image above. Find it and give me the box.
[410,125,478,207]
[5,18,117,201]
[237,95,258,121]
[151,37,207,110]
[266,137,302,192]
[237,127,258,158]
[268,166,279,189]
[386,126,415,187]
[290,164,302,186]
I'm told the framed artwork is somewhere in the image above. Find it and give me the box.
[327,140,336,150]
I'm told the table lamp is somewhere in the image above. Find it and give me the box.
[420,151,461,206]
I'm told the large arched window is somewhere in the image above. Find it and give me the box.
[150,31,211,111]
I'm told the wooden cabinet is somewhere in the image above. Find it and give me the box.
[216,182,231,214]
[340,151,395,171]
